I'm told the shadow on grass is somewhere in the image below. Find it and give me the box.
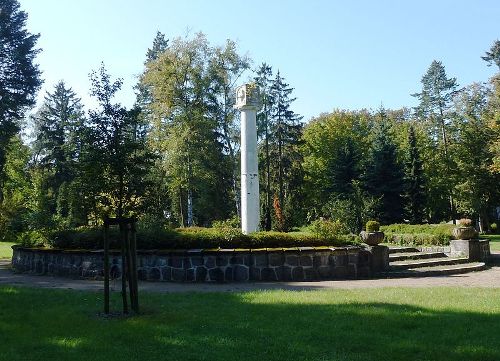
[0,287,499,361]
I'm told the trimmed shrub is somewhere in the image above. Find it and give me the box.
[491,223,497,233]
[381,223,454,246]
[47,226,357,250]
[365,220,380,232]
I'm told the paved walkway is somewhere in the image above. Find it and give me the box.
[1,258,499,292]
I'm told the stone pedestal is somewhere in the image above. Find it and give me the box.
[450,239,490,261]
[365,245,389,272]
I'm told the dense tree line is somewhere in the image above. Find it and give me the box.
[1,0,499,243]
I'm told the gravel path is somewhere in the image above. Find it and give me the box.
[1,256,499,292]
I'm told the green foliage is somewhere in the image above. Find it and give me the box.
[381,223,454,246]
[47,226,355,250]
[0,0,42,204]
[491,223,498,233]
[16,230,47,247]
[309,219,349,242]
[363,111,405,224]
[404,125,426,223]
[322,180,378,234]
[365,220,380,232]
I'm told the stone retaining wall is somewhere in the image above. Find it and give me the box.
[11,246,387,282]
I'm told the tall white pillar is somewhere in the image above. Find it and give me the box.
[235,84,260,234]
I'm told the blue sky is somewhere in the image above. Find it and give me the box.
[20,0,500,121]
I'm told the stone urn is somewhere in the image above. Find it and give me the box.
[452,227,477,240]
[360,231,385,246]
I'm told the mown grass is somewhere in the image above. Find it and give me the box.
[0,287,499,361]
[0,242,15,259]
[484,234,500,251]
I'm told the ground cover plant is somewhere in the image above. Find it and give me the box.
[0,286,499,361]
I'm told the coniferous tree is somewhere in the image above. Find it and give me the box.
[254,63,274,230]
[0,0,42,203]
[30,81,86,226]
[404,125,426,223]
[268,71,303,230]
[482,40,500,69]
[413,60,459,222]
[363,111,405,224]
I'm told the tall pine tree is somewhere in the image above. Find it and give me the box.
[413,60,459,222]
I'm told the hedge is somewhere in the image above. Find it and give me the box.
[47,226,359,250]
[381,223,454,246]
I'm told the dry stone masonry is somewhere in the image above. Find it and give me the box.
[11,246,388,282]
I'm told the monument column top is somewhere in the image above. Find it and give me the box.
[235,83,261,111]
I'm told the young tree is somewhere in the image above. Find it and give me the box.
[413,60,459,222]
[0,0,42,203]
[84,64,153,220]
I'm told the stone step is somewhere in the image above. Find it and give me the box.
[389,251,446,262]
[382,262,486,277]
[390,257,469,271]
[388,246,420,254]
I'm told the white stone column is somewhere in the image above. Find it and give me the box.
[235,84,260,234]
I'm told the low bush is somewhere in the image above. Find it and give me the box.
[46,225,357,250]
[365,220,380,232]
[309,219,349,242]
[381,223,454,246]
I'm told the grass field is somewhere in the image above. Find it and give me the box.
[484,234,500,251]
[0,242,15,259]
[0,287,499,361]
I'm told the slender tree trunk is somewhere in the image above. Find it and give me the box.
[438,109,456,224]
[264,101,271,231]
[187,156,193,227]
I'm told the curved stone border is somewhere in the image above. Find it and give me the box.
[11,245,388,282]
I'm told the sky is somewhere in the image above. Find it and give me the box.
[19,0,500,121]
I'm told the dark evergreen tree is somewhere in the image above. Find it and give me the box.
[482,40,500,70]
[404,125,426,223]
[268,70,303,230]
[136,31,169,111]
[0,0,42,203]
[363,111,405,224]
[254,63,274,230]
[30,81,86,226]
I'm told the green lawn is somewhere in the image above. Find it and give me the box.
[0,287,499,361]
[0,242,15,260]
[484,234,500,251]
